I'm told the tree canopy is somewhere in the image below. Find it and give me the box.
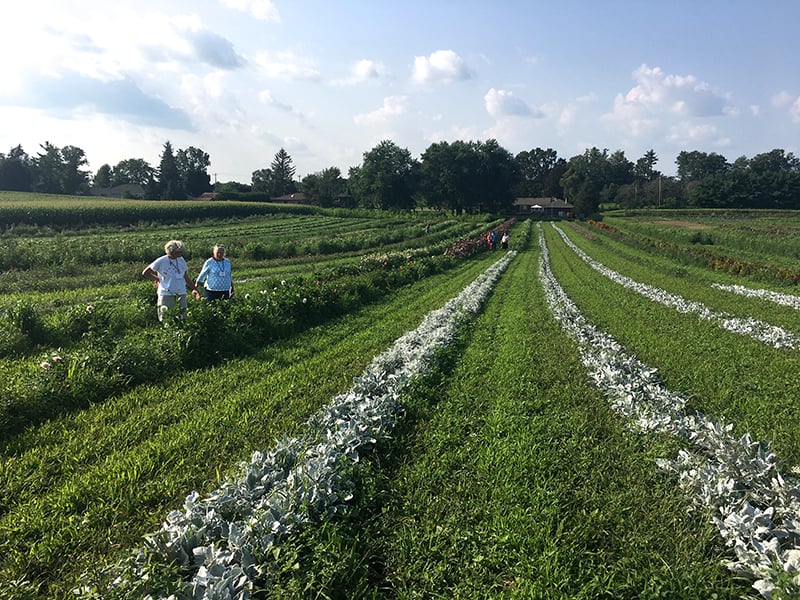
[2,136,799,214]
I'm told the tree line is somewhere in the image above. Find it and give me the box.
[1,138,798,217]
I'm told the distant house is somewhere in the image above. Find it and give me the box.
[512,197,573,219]
[271,192,307,204]
[197,192,220,201]
[91,183,146,199]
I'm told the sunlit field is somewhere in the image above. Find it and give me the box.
[3,198,800,599]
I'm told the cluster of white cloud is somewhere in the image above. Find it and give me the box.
[412,49,472,84]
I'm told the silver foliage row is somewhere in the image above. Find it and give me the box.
[713,283,800,312]
[552,224,798,350]
[88,251,517,600]
[538,224,800,598]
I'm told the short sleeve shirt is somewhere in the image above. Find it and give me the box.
[148,255,189,296]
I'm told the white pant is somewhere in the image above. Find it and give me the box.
[156,294,188,321]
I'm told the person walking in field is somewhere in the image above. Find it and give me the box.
[487,231,495,250]
[501,230,509,249]
[142,239,200,321]
[195,244,234,301]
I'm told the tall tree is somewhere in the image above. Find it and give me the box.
[157,141,183,200]
[93,164,113,189]
[355,140,417,210]
[32,142,89,195]
[560,147,612,218]
[513,147,566,198]
[60,145,90,194]
[176,146,212,197]
[269,148,297,197]
[634,149,660,181]
[474,139,520,213]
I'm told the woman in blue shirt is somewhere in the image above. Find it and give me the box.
[195,244,234,301]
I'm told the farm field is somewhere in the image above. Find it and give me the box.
[2,199,800,598]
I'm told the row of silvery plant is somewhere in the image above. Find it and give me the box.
[538,224,800,598]
[85,251,517,600]
[712,283,800,312]
[551,224,798,350]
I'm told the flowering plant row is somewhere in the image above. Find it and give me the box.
[553,224,798,350]
[79,251,517,599]
[538,224,800,598]
[444,218,516,257]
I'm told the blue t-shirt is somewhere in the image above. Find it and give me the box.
[197,257,232,291]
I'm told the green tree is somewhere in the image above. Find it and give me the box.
[419,139,519,215]
[93,164,113,189]
[32,142,89,195]
[301,167,346,207]
[251,168,273,194]
[176,146,212,197]
[560,147,611,218]
[513,148,567,198]
[418,140,467,214]
[60,145,90,194]
[355,140,417,211]
[474,139,520,213]
[0,145,34,192]
[634,149,660,181]
[157,141,183,200]
[112,158,155,187]
[269,148,297,197]
[675,150,729,183]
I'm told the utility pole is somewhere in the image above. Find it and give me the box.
[658,175,661,207]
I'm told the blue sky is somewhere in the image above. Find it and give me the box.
[1,0,798,182]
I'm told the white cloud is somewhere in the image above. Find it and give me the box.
[354,96,409,125]
[333,59,386,85]
[667,122,731,147]
[792,97,800,123]
[771,91,794,107]
[610,64,730,120]
[254,50,321,81]
[219,0,281,22]
[484,88,537,118]
[412,50,472,83]
[352,59,384,81]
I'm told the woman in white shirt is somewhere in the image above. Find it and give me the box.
[142,240,200,321]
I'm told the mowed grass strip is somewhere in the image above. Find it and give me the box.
[253,245,748,598]
[543,223,800,469]
[0,253,500,600]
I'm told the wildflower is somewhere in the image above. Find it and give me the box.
[40,361,51,369]
[86,305,94,314]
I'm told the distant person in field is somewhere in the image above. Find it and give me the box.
[491,230,498,250]
[195,244,234,301]
[501,231,509,249]
[487,231,495,250]
[142,239,200,321]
